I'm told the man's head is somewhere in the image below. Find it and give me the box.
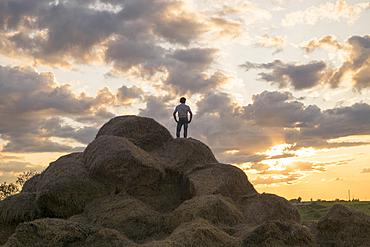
[180,97,186,103]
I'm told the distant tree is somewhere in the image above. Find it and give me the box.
[298,197,302,203]
[16,169,38,188]
[0,182,19,200]
[310,198,313,202]
[335,198,340,202]
[0,169,39,201]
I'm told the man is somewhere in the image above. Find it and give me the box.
[173,97,193,138]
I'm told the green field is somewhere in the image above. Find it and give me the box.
[296,201,370,221]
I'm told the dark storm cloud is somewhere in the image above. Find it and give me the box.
[0,65,144,152]
[240,60,329,90]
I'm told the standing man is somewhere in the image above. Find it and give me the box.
[173,97,193,138]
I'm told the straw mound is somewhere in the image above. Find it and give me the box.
[187,163,258,201]
[168,218,240,247]
[0,193,40,245]
[155,138,218,173]
[20,174,41,193]
[83,135,165,194]
[317,204,370,246]
[4,218,137,247]
[302,220,318,238]
[238,193,301,226]
[69,193,166,243]
[140,239,183,247]
[2,116,319,246]
[95,115,173,152]
[167,195,245,232]
[242,220,317,246]
[36,152,109,218]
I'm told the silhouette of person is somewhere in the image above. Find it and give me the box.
[173,97,193,138]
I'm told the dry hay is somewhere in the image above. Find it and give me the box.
[154,138,218,173]
[80,228,138,247]
[317,204,370,246]
[125,169,192,213]
[71,193,166,243]
[242,220,317,247]
[36,152,109,218]
[166,195,245,232]
[83,135,165,194]
[139,239,183,247]
[4,218,137,247]
[0,192,40,244]
[186,163,258,201]
[168,218,239,247]
[0,192,40,225]
[238,193,301,226]
[95,115,173,152]
[302,220,318,238]
[20,174,41,193]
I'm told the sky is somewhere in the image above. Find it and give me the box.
[1,0,370,201]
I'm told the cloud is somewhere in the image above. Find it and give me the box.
[252,174,302,185]
[0,64,143,152]
[0,0,208,70]
[300,35,342,53]
[240,60,329,90]
[243,35,370,91]
[330,35,370,90]
[255,33,288,48]
[361,168,370,174]
[0,161,45,183]
[282,1,370,27]
[186,90,370,164]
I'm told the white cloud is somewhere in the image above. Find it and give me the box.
[282,1,370,27]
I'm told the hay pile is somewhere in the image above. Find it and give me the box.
[317,204,370,246]
[83,135,165,194]
[95,115,173,152]
[238,193,301,226]
[166,195,245,232]
[69,193,166,243]
[36,152,109,218]
[5,218,138,247]
[242,220,317,246]
[3,116,366,246]
[0,193,40,245]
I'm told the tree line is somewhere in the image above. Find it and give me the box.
[0,169,39,200]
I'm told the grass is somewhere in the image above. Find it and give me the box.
[296,201,370,221]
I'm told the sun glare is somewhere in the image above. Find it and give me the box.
[257,143,292,156]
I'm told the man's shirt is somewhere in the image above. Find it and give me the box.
[174,103,191,118]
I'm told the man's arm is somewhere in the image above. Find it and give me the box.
[173,111,178,123]
[188,110,193,124]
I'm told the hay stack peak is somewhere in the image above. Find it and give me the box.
[0,116,331,246]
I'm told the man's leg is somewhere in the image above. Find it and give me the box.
[184,121,188,138]
[176,121,182,138]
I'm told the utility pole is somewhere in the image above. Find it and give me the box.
[348,190,350,202]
